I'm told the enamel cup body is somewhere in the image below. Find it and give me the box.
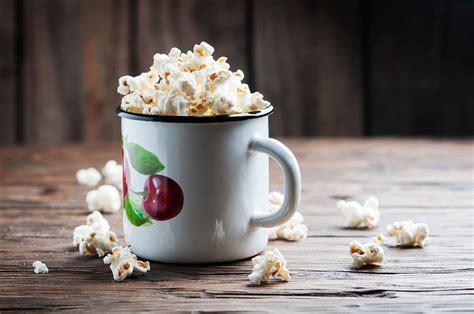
[118,108,301,263]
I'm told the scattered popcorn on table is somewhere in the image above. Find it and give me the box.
[103,246,150,281]
[387,221,430,248]
[76,167,102,186]
[73,211,118,257]
[349,234,385,269]
[267,191,308,241]
[337,196,380,229]
[73,211,110,246]
[32,261,48,274]
[117,42,271,116]
[86,185,121,213]
[101,160,122,190]
[79,230,119,257]
[248,248,290,285]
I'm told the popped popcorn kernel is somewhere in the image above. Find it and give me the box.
[337,196,380,229]
[349,236,385,268]
[387,221,430,247]
[79,230,119,257]
[103,246,150,281]
[248,248,290,285]
[76,167,101,186]
[101,160,122,190]
[118,42,271,116]
[86,185,121,213]
[73,211,118,257]
[32,261,48,274]
[267,191,308,241]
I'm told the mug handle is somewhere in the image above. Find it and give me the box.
[248,134,302,228]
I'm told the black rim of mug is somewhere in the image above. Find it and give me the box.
[115,105,274,123]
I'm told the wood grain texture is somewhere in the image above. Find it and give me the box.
[0,0,17,144]
[22,0,128,143]
[80,0,129,142]
[0,139,473,311]
[368,0,474,136]
[136,0,248,76]
[254,0,364,137]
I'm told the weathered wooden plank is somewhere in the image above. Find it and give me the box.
[136,0,248,75]
[0,0,17,144]
[22,0,128,143]
[254,0,364,136]
[80,0,129,142]
[368,0,474,136]
[22,0,83,143]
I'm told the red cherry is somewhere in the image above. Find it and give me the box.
[142,174,184,221]
[122,148,131,198]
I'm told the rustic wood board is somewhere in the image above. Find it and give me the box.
[367,0,474,136]
[136,0,248,76]
[254,0,364,137]
[0,0,17,144]
[21,0,128,143]
[0,139,473,311]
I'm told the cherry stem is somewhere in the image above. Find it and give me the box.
[131,190,147,198]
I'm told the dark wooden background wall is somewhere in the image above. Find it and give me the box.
[0,0,473,145]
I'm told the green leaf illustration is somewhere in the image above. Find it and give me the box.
[126,142,165,175]
[124,193,152,227]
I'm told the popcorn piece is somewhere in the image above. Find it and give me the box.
[248,248,290,285]
[76,167,102,186]
[118,41,271,116]
[72,210,110,246]
[103,246,150,281]
[349,235,385,268]
[79,230,119,257]
[73,224,94,247]
[86,185,121,213]
[387,221,430,247]
[32,261,48,274]
[268,191,284,205]
[267,191,308,241]
[101,160,122,190]
[337,196,380,229]
[73,211,117,257]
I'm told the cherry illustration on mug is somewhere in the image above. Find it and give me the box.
[141,174,184,221]
[122,137,184,226]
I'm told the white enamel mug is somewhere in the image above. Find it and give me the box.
[116,106,301,263]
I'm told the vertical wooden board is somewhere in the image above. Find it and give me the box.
[0,0,17,144]
[368,0,474,136]
[368,1,442,135]
[438,1,474,136]
[22,0,82,143]
[136,0,248,79]
[254,0,364,136]
[81,0,129,142]
[22,0,129,143]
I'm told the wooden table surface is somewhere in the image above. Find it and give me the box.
[0,139,473,312]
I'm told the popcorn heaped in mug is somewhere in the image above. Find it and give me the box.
[76,167,102,186]
[348,234,385,269]
[86,185,121,213]
[103,246,150,281]
[387,221,430,248]
[337,196,380,229]
[117,42,271,116]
